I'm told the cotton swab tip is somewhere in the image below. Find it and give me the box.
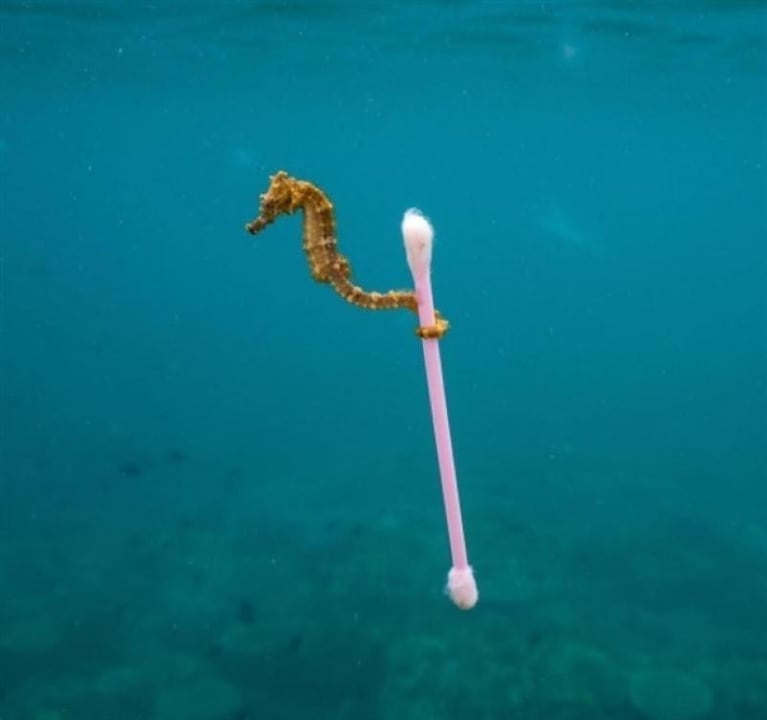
[447,566,478,610]
[402,208,434,276]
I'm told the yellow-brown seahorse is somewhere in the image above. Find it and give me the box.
[244,171,448,340]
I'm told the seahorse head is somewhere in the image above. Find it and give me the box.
[258,170,295,220]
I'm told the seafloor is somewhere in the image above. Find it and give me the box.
[1,445,764,720]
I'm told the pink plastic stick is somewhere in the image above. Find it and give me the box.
[402,209,478,610]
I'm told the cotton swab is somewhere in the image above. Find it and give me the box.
[401,208,478,611]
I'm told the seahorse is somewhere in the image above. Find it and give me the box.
[245,171,448,339]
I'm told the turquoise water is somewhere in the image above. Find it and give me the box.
[1,1,765,718]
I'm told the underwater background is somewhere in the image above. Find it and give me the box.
[1,1,765,719]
